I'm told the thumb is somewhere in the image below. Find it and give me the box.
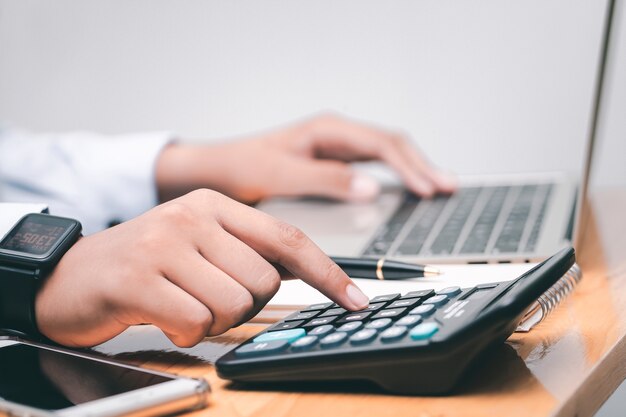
[288,159,381,202]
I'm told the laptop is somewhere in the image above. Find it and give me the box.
[257,1,615,265]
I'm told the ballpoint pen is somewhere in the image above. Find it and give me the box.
[330,256,441,280]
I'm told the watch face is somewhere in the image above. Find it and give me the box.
[0,214,80,260]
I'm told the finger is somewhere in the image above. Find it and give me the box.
[215,199,370,311]
[308,116,445,196]
[121,275,213,347]
[196,226,281,313]
[276,158,380,202]
[162,249,255,335]
[273,263,296,279]
[396,139,458,194]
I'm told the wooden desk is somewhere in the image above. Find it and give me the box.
[38,189,626,416]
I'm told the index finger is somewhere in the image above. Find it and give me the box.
[212,196,370,311]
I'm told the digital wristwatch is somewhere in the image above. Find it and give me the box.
[0,213,82,338]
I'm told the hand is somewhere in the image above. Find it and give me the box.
[35,189,369,348]
[156,113,457,203]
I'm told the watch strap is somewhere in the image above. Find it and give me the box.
[0,264,41,338]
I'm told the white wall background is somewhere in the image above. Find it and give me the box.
[0,0,623,185]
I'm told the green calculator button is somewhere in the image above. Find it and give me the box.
[235,340,289,357]
[254,328,306,344]
[409,322,439,341]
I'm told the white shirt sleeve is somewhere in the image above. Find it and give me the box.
[0,203,49,240]
[0,128,174,234]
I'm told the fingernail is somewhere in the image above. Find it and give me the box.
[349,174,380,202]
[346,283,369,310]
[438,171,459,191]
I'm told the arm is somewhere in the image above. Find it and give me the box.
[155,113,457,204]
[1,114,455,234]
[35,189,370,348]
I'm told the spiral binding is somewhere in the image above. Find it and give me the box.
[516,263,582,332]
[537,263,582,315]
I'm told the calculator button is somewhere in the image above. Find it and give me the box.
[409,304,436,317]
[409,322,440,340]
[372,308,406,319]
[436,286,462,297]
[302,302,333,312]
[336,312,372,324]
[320,332,348,348]
[290,335,318,350]
[254,328,306,344]
[396,315,423,328]
[401,289,435,299]
[422,294,448,307]
[380,326,408,342]
[319,307,347,317]
[388,298,421,309]
[337,321,364,334]
[284,311,319,321]
[370,293,401,303]
[349,329,378,345]
[365,318,393,330]
[303,316,338,328]
[270,320,305,331]
[476,283,497,290]
[359,302,386,312]
[308,324,334,337]
[235,340,289,357]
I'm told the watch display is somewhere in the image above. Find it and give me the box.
[0,219,67,255]
[0,214,81,260]
[0,213,82,337]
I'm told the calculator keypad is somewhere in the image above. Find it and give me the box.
[235,289,466,358]
[218,246,577,395]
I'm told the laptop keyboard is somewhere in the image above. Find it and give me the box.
[363,184,553,258]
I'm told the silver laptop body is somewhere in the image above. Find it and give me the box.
[258,172,577,264]
[258,0,615,265]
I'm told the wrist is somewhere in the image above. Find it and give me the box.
[0,214,82,339]
[156,143,208,201]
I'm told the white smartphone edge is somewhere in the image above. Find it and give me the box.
[0,338,210,417]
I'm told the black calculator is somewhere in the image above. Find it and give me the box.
[216,247,575,395]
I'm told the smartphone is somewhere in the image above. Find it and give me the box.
[0,338,210,417]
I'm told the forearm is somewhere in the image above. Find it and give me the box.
[155,141,266,203]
